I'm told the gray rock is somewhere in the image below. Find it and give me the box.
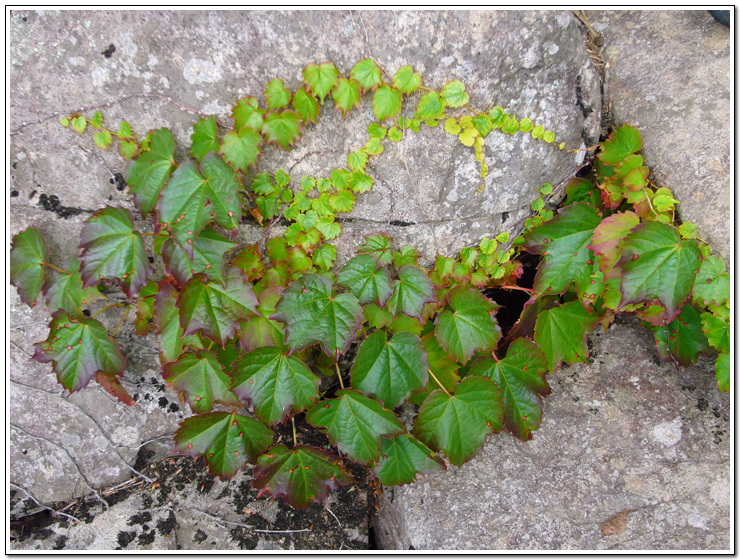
[9,9,600,512]
[588,10,730,265]
[374,319,730,550]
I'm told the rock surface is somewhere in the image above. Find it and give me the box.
[374,318,731,550]
[9,8,601,515]
[588,10,731,265]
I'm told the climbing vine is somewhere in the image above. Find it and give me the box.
[10,58,730,509]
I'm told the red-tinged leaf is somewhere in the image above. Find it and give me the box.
[374,435,446,486]
[715,352,730,392]
[387,265,436,320]
[161,227,238,286]
[79,206,152,297]
[502,296,559,350]
[42,256,103,319]
[692,256,730,307]
[133,279,158,336]
[350,58,382,93]
[434,287,501,364]
[10,227,48,306]
[220,125,263,173]
[153,280,203,364]
[588,211,640,279]
[413,377,503,466]
[336,254,393,307]
[178,267,258,347]
[261,110,303,150]
[652,305,710,368]
[467,338,550,441]
[597,124,642,165]
[157,153,241,259]
[350,330,429,409]
[302,62,340,104]
[174,412,274,479]
[126,128,176,217]
[264,77,292,111]
[307,390,406,464]
[357,233,393,265]
[253,444,353,509]
[96,371,135,406]
[292,87,320,125]
[231,96,265,131]
[33,310,125,393]
[162,349,239,413]
[231,347,320,425]
[701,309,730,354]
[533,300,598,371]
[372,85,403,122]
[271,273,363,357]
[230,244,265,282]
[421,332,460,394]
[393,65,422,95]
[332,78,362,119]
[617,221,702,324]
[238,286,285,352]
[523,202,602,299]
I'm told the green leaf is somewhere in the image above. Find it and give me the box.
[617,221,702,324]
[350,330,429,408]
[692,256,730,307]
[444,118,461,135]
[598,124,642,165]
[266,237,289,265]
[302,62,340,104]
[336,254,393,306]
[71,116,87,134]
[467,338,550,440]
[157,153,241,258]
[162,349,239,413]
[387,127,403,142]
[43,256,103,319]
[414,91,445,121]
[347,150,368,172]
[387,265,436,320]
[126,128,176,216]
[315,217,341,240]
[393,246,422,269]
[313,244,337,271]
[119,141,138,161]
[174,412,274,479]
[393,65,421,95]
[178,267,258,347]
[441,80,469,108]
[230,244,266,282]
[367,122,387,139]
[286,246,312,274]
[272,273,363,357]
[533,300,598,370]
[292,87,320,125]
[59,116,70,127]
[231,347,320,425]
[90,111,103,128]
[523,203,602,299]
[357,235,393,265]
[652,305,710,367]
[232,96,265,130]
[588,211,640,279]
[375,435,446,486]
[10,227,49,306]
[715,352,730,392]
[153,280,203,364]
[434,287,501,364]
[329,189,356,213]
[306,389,405,464]
[79,206,151,297]
[419,332,460,395]
[372,85,403,122]
[350,58,382,92]
[117,121,133,139]
[94,130,112,150]
[331,78,362,119]
[701,311,729,354]
[261,110,302,150]
[253,444,353,508]
[349,171,373,193]
[238,286,286,352]
[161,227,237,286]
[413,377,503,466]
[472,115,493,137]
[264,78,292,111]
[190,116,219,162]
[33,310,124,393]
[220,125,263,172]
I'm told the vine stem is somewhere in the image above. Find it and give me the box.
[335,362,345,391]
[427,369,451,398]
[42,262,69,275]
[292,417,297,447]
[111,305,131,337]
[501,284,533,294]
[92,302,126,319]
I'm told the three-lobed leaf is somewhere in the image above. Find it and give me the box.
[302,62,340,103]
[264,78,292,111]
[387,265,436,320]
[126,128,176,216]
[598,124,642,165]
[220,125,263,172]
[393,65,421,95]
[43,256,104,319]
[653,305,710,367]
[261,110,303,150]
[336,254,393,306]
[153,279,203,364]
[374,435,446,486]
[350,58,382,92]
[332,78,362,119]
[372,85,403,122]
[10,227,49,306]
[533,300,598,371]
[190,116,219,162]
[161,228,237,286]
[174,412,274,479]
[253,444,353,509]
[162,349,239,413]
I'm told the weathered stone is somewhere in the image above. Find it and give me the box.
[588,10,730,264]
[374,319,730,550]
[9,8,601,513]
[10,454,370,551]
